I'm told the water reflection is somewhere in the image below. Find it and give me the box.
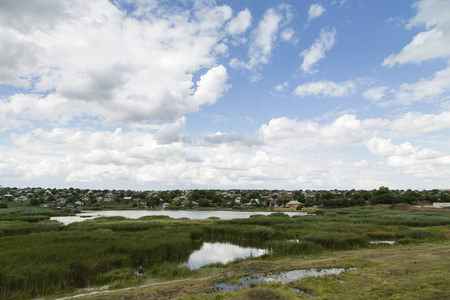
[183,242,268,269]
[202,268,356,295]
[370,241,395,245]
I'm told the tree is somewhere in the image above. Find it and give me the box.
[147,196,160,207]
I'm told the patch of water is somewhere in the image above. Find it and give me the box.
[51,210,308,225]
[182,242,268,270]
[201,268,356,295]
[370,241,395,245]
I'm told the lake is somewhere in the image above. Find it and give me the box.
[51,210,308,224]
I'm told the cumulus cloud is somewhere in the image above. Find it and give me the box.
[308,4,325,21]
[0,0,232,126]
[394,65,450,104]
[154,117,186,145]
[392,111,450,133]
[383,0,450,66]
[204,132,263,147]
[367,136,449,170]
[300,27,336,73]
[294,80,356,97]
[226,9,252,35]
[3,108,450,189]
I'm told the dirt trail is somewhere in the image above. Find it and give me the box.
[47,277,210,300]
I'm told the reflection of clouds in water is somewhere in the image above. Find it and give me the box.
[186,243,267,269]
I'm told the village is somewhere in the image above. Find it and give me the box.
[1,186,449,210]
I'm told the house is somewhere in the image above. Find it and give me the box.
[433,202,450,208]
[269,199,278,206]
[285,200,302,209]
[306,192,316,198]
[3,194,13,200]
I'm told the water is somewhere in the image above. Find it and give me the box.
[201,268,356,295]
[370,241,395,245]
[182,242,268,269]
[51,210,308,224]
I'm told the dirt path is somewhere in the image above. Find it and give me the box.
[49,277,210,300]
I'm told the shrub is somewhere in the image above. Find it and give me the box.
[150,262,193,279]
[265,240,323,255]
[303,231,368,250]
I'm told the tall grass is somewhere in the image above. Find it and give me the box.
[0,224,203,298]
[303,231,369,250]
[0,206,448,298]
[265,240,323,255]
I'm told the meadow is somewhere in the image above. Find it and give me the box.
[0,205,448,299]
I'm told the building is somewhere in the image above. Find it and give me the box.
[285,200,302,209]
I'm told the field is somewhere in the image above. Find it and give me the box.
[0,204,448,299]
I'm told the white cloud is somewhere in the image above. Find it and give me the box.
[247,8,282,68]
[230,6,292,79]
[203,132,263,147]
[362,86,388,102]
[392,111,450,133]
[300,27,336,73]
[367,136,449,170]
[367,137,416,157]
[280,28,295,41]
[308,4,325,21]
[226,9,252,35]
[294,80,356,97]
[383,0,450,66]
[3,108,450,189]
[394,65,450,104]
[154,117,186,145]
[0,0,233,126]
[274,81,289,92]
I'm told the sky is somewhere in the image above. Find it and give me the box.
[0,0,450,190]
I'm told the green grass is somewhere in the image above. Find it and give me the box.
[0,205,449,299]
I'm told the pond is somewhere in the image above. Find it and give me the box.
[182,242,268,269]
[201,268,357,295]
[51,210,308,224]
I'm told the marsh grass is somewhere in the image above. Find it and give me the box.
[0,206,448,299]
[150,262,194,279]
[265,240,323,255]
[303,231,369,250]
[0,224,202,298]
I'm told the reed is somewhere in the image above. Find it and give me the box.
[265,240,323,255]
[303,231,369,250]
[0,225,200,298]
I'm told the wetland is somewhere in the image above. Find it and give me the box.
[0,204,449,299]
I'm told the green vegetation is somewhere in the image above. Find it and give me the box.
[0,205,449,299]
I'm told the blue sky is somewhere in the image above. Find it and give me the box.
[0,0,449,190]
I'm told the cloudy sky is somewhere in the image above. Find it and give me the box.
[1,0,449,190]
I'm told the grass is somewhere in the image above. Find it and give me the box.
[0,205,449,299]
[92,243,450,300]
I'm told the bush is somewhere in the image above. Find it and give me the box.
[0,202,7,209]
[265,240,323,255]
[303,231,368,250]
[150,262,193,279]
